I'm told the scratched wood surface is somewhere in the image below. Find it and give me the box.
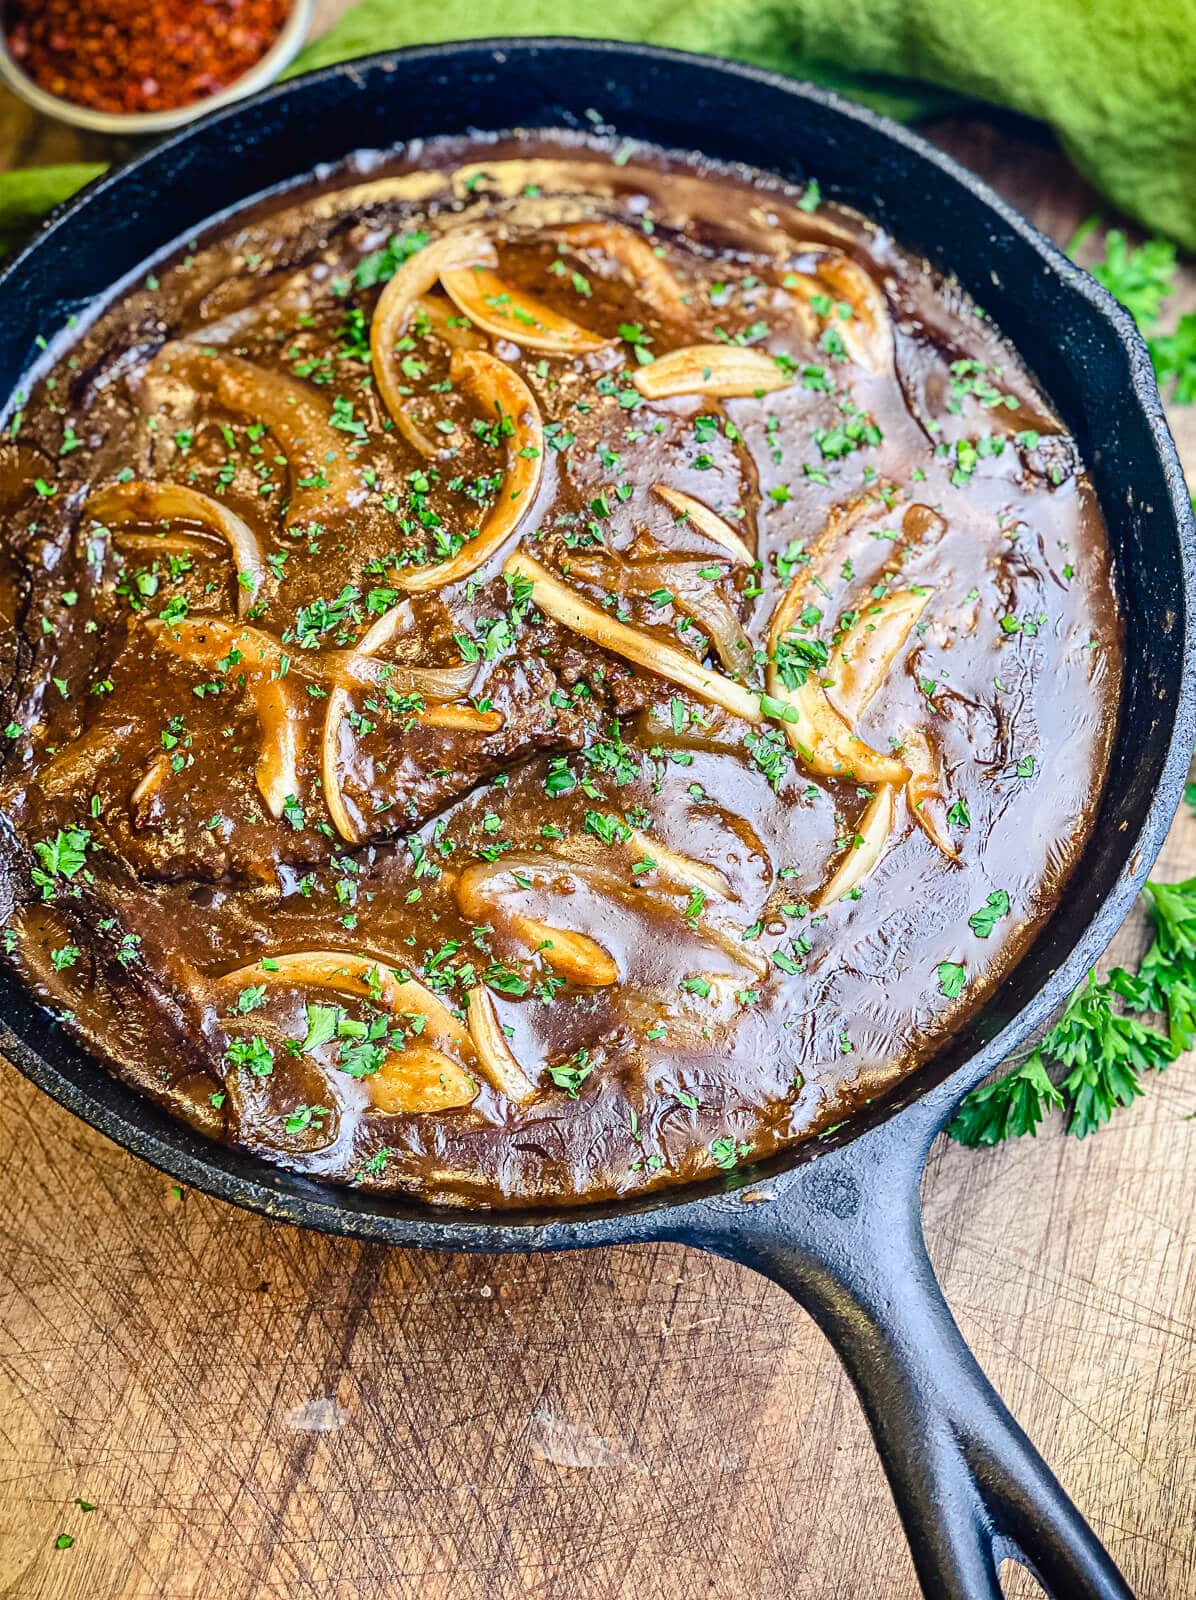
[0,39,1194,1600]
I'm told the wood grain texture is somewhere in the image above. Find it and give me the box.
[0,77,1194,1600]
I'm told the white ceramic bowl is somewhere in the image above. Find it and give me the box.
[0,0,314,133]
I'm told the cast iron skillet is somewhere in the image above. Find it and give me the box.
[1,40,1192,1600]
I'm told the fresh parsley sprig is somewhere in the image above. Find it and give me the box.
[1070,220,1196,407]
[949,877,1196,1148]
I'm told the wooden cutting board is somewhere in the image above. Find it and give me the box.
[0,82,1193,1600]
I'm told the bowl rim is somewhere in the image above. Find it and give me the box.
[0,0,315,133]
[0,36,1193,1249]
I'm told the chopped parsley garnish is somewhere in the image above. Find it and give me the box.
[968,890,1010,939]
[32,827,91,898]
[710,1135,750,1170]
[548,1049,595,1098]
[937,961,967,999]
[225,1035,274,1077]
[355,229,429,289]
[300,1003,340,1055]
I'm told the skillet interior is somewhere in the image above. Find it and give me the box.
[0,39,1191,1244]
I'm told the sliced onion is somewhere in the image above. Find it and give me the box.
[252,677,302,819]
[766,563,910,786]
[776,491,902,616]
[394,350,544,593]
[767,670,909,787]
[370,229,495,458]
[450,158,629,203]
[766,492,902,641]
[623,828,763,974]
[367,1045,478,1115]
[148,615,285,675]
[106,533,218,555]
[456,860,619,986]
[146,616,476,699]
[412,293,488,351]
[904,728,959,861]
[130,753,170,813]
[633,344,791,400]
[512,916,619,986]
[466,986,540,1104]
[149,610,486,837]
[440,262,605,355]
[147,617,301,825]
[308,171,450,221]
[217,948,469,1033]
[625,829,732,898]
[816,785,895,907]
[387,407,440,460]
[697,923,770,981]
[653,484,754,565]
[144,346,365,529]
[566,550,753,679]
[506,549,762,722]
[456,859,526,921]
[558,222,687,315]
[828,588,932,722]
[319,651,481,698]
[87,480,267,618]
[418,705,504,732]
[147,619,302,818]
[786,251,894,372]
[320,600,481,845]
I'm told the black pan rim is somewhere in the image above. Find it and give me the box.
[1,36,1193,1249]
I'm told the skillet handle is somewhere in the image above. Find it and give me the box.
[676,1112,1134,1600]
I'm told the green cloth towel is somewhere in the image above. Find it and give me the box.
[3,0,1196,249]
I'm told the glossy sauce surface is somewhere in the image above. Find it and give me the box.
[0,133,1121,1205]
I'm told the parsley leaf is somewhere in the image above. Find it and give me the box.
[355,229,429,289]
[968,890,1010,939]
[224,1035,274,1077]
[710,1135,750,1170]
[301,1003,340,1055]
[1073,223,1176,327]
[1149,313,1196,404]
[548,1049,594,1098]
[947,1054,1063,1146]
[32,826,91,898]
[937,961,967,999]
[950,875,1196,1147]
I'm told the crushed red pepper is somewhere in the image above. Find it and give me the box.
[6,0,291,115]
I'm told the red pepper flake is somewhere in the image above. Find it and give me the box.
[7,0,292,115]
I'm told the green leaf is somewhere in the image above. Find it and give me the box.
[0,163,106,255]
[548,1050,594,1099]
[1143,875,1196,962]
[31,826,91,897]
[952,874,1196,1151]
[301,1004,340,1055]
[1076,226,1177,328]
[710,1135,750,1170]
[1149,313,1196,404]
[354,229,429,289]
[948,1052,1063,1147]
[1055,985,1172,1137]
[968,889,1010,939]
[937,961,967,999]
[224,1035,274,1078]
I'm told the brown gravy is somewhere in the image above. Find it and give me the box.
[0,133,1121,1206]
